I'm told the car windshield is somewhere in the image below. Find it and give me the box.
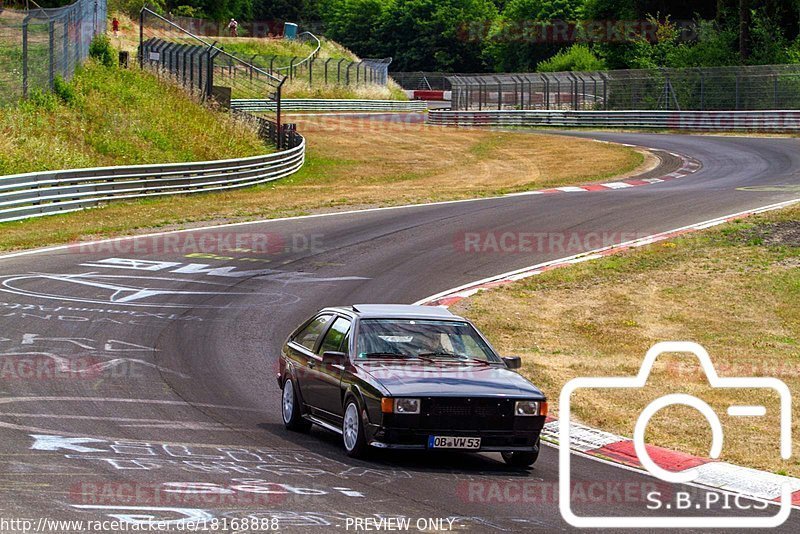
[356,319,499,362]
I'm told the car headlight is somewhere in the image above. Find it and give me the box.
[515,400,547,416]
[382,398,421,414]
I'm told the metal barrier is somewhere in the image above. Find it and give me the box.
[0,125,304,224]
[232,98,428,112]
[427,109,800,131]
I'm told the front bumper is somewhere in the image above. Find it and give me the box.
[365,424,543,452]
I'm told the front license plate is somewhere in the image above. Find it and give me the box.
[428,436,481,449]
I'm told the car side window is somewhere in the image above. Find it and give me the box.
[318,317,352,355]
[293,314,333,352]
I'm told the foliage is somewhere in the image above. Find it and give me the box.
[89,35,116,68]
[484,0,585,71]
[111,0,800,72]
[0,60,265,175]
[537,43,606,71]
[108,0,167,19]
[52,76,78,105]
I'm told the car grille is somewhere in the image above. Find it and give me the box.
[420,397,515,431]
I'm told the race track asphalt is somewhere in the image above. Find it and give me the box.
[0,130,799,532]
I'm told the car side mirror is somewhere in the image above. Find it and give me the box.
[322,351,346,364]
[502,356,522,370]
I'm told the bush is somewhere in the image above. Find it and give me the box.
[537,44,606,72]
[53,76,77,105]
[89,35,116,67]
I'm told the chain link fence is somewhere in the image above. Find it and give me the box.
[449,65,800,111]
[247,52,392,87]
[0,0,106,105]
[139,7,300,148]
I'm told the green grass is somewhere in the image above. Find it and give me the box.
[217,36,357,63]
[0,59,267,175]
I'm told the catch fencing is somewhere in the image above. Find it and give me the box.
[251,54,392,87]
[231,98,427,113]
[449,65,800,112]
[0,0,106,105]
[0,115,304,223]
[139,7,291,147]
[428,109,800,131]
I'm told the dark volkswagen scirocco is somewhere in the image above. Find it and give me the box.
[278,304,547,466]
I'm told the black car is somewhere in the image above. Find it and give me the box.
[278,304,547,466]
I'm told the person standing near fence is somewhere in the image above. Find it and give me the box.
[228,18,238,37]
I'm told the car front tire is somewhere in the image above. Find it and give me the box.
[342,398,367,458]
[282,378,311,432]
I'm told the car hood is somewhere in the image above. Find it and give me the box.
[357,360,545,399]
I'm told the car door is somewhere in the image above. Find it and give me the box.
[286,314,333,405]
[306,316,352,422]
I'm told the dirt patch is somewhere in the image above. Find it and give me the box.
[739,221,800,247]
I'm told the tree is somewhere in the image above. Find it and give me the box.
[376,0,498,71]
[485,0,584,71]
[319,0,387,55]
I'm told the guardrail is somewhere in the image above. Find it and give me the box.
[427,109,800,131]
[0,130,305,224]
[232,99,428,113]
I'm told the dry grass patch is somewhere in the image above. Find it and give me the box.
[453,207,800,476]
[0,116,641,252]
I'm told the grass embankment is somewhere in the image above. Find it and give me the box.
[454,205,800,476]
[0,59,265,175]
[0,116,642,252]
[109,13,406,100]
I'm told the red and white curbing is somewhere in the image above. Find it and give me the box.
[506,145,702,197]
[415,196,800,507]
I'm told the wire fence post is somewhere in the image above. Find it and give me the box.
[48,20,56,89]
[774,73,779,109]
[205,41,218,98]
[139,9,145,69]
[22,17,29,98]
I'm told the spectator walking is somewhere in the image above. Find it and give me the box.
[228,18,238,37]
[111,17,120,36]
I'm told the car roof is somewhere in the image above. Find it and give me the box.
[327,304,462,320]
